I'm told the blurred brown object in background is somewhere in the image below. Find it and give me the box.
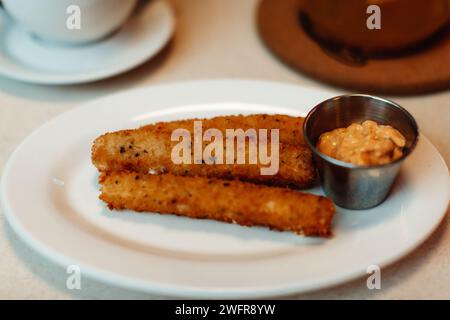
[258,0,450,94]
[301,0,449,55]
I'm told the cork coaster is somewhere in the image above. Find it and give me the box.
[257,0,450,95]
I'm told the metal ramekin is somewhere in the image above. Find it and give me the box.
[303,94,419,210]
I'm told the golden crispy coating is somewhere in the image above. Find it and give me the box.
[141,114,305,145]
[92,115,315,188]
[99,172,335,237]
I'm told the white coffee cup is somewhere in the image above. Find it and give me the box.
[2,0,138,44]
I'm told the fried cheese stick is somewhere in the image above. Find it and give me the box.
[99,172,335,237]
[92,116,315,188]
[141,114,305,145]
[92,137,314,188]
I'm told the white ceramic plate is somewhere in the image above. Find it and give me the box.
[0,0,174,85]
[1,80,449,298]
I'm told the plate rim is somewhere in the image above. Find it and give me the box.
[1,79,449,298]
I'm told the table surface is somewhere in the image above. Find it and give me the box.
[0,0,449,299]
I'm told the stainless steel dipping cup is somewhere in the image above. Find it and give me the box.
[303,94,419,210]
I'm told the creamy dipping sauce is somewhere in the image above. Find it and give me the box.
[317,120,406,166]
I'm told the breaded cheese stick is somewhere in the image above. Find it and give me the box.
[99,172,335,237]
[141,114,305,145]
[92,130,315,188]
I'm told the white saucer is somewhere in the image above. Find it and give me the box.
[0,0,174,85]
[1,80,449,298]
